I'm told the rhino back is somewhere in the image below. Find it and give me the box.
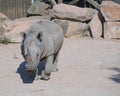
[38,21,64,57]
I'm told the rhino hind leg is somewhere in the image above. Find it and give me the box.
[41,55,53,80]
[52,52,59,72]
[41,70,51,80]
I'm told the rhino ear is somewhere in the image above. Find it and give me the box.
[21,32,26,40]
[37,31,43,40]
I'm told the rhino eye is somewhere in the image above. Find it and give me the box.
[37,54,39,57]
[37,32,42,42]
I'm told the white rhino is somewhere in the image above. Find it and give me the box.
[21,20,64,80]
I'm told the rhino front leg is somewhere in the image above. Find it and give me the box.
[34,69,40,80]
[41,55,53,80]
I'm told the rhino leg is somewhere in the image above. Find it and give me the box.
[34,69,40,80]
[41,70,51,80]
[41,55,53,80]
[52,52,59,72]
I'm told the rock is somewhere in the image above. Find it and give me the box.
[101,1,120,21]
[50,4,98,22]
[89,12,103,39]
[53,19,89,38]
[113,0,120,4]
[65,21,89,38]
[27,1,50,16]
[0,12,9,37]
[53,19,68,35]
[104,22,120,39]
[2,16,50,33]
[0,12,9,21]
[5,16,51,29]
[3,21,33,42]
[1,16,51,42]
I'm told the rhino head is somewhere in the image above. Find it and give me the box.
[21,31,44,72]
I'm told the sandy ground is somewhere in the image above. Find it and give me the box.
[0,37,120,96]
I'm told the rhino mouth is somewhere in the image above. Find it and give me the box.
[25,63,37,72]
[25,68,36,72]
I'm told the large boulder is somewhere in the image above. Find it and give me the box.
[3,20,33,42]
[50,4,98,22]
[53,19,68,35]
[54,19,89,38]
[1,16,51,42]
[89,12,103,39]
[27,1,50,16]
[104,22,120,39]
[101,1,120,22]
[2,16,51,32]
[0,12,9,21]
[0,12,9,38]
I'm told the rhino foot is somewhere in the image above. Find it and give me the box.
[41,70,50,80]
[34,76,40,80]
[52,68,59,72]
[41,77,50,80]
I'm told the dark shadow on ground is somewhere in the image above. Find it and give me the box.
[16,61,45,83]
[113,0,120,4]
[108,67,120,84]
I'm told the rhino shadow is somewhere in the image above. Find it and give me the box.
[17,61,45,83]
[108,67,120,84]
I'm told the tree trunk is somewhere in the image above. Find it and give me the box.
[86,0,100,10]
[69,0,80,5]
[68,0,100,10]
[58,0,63,4]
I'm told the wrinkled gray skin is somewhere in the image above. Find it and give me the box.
[21,21,64,80]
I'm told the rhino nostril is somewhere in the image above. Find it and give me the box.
[29,58,32,61]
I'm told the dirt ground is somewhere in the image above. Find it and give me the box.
[0,37,120,96]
